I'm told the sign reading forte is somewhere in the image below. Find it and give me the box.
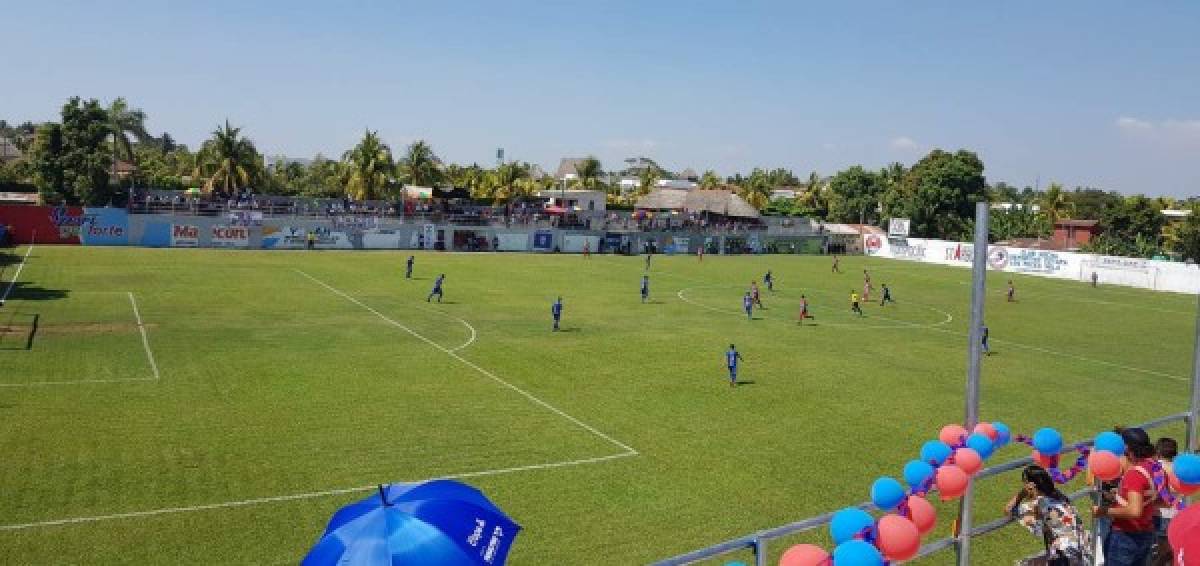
[172,224,199,247]
[211,225,249,248]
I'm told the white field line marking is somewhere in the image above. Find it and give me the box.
[128,292,161,380]
[0,377,156,388]
[0,244,34,305]
[415,304,477,352]
[0,451,637,532]
[295,269,637,455]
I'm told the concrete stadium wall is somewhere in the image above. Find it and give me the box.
[863,233,1200,295]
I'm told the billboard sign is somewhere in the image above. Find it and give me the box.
[888,218,911,237]
[171,224,200,247]
[211,225,250,248]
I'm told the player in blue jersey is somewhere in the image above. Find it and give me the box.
[405,255,414,279]
[640,275,650,303]
[725,344,745,387]
[743,291,754,319]
[551,296,563,331]
[763,270,774,292]
[427,274,445,302]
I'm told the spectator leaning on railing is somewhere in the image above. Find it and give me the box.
[1093,427,1160,566]
[1005,465,1088,566]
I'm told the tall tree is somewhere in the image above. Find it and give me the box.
[342,130,395,200]
[29,123,66,203]
[489,161,530,201]
[105,97,150,168]
[738,168,773,209]
[1172,204,1200,262]
[59,97,115,204]
[698,170,721,190]
[194,120,261,197]
[1100,195,1165,250]
[398,140,441,187]
[884,149,987,239]
[572,156,603,191]
[797,171,828,218]
[1039,183,1076,224]
[637,165,661,198]
[826,166,884,224]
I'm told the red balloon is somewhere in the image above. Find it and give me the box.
[1170,472,1200,496]
[973,422,998,442]
[1088,451,1122,481]
[779,543,831,566]
[954,448,983,476]
[1032,450,1060,469]
[936,465,969,500]
[939,424,968,446]
[906,495,937,535]
[875,514,921,561]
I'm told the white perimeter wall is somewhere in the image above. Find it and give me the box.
[864,235,1200,295]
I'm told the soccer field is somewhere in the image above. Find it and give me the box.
[0,246,1193,565]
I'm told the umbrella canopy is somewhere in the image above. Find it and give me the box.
[543,205,568,215]
[303,480,521,566]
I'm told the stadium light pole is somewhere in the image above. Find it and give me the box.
[955,201,989,566]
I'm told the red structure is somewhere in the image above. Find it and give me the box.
[1052,219,1099,250]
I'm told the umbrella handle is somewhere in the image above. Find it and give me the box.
[377,484,389,506]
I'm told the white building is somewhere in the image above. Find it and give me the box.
[537,190,607,214]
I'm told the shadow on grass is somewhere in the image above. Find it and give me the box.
[0,312,38,351]
[735,380,757,386]
[2,283,69,303]
[557,327,581,333]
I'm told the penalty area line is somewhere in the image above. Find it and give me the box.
[0,244,34,306]
[294,269,638,455]
[0,451,637,532]
[128,292,161,380]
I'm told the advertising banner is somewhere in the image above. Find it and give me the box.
[495,233,529,251]
[532,230,554,251]
[561,234,599,253]
[211,225,250,248]
[314,229,353,249]
[362,229,403,249]
[78,208,129,245]
[261,225,308,249]
[422,224,436,249]
[171,224,199,247]
[0,205,81,244]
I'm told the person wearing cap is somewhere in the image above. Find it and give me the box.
[1093,427,1160,565]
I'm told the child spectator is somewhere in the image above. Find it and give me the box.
[1150,437,1179,566]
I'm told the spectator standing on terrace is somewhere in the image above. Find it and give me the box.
[1150,437,1179,566]
[1094,427,1160,566]
[1005,465,1087,566]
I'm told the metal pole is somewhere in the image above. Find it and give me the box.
[955,202,989,566]
[1189,293,1200,451]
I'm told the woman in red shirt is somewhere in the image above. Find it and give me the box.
[1093,427,1159,565]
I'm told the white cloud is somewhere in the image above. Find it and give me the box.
[1162,119,1200,136]
[889,136,918,150]
[1115,116,1152,131]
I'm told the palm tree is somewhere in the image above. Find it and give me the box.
[637,166,661,196]
[193,120,260,196]
[341,130,395,201]
[489,161,530,201]
[572,156,603,191]
[106,98,150,184]
[798,171,828,217]
[698,170,721,190]
[738,168,772,209]
[398,140,441,187]
[1039,183,1076,224]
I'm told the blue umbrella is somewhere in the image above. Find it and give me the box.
[303,480,521,566]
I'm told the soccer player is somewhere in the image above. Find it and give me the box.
[551,296,563,331]
[641,275,650,303]
[981,324,990,355]
[862,270,872,301]
[1006,280,1015,302]
[1091,271,1098,287]
[743,291,754,319]
[850,290,863,316]
[832,255,841,273]
[583,240,590,258]
[798,294,813,325]
[750,280,764,309]
[725,344,744,387]
[645,253,652,271]
[697,247,704,262]
[880,283,894,306]
[764,270,774,292]
[405,255,415,279]
[427,274,445,303]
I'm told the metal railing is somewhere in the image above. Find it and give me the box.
[652,411,1191,566]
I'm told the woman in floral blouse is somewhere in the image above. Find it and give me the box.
[1004,465,1088,566]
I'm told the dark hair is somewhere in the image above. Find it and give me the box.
[1023,465,1068,501]
[1156,437,1178,460]
[1120,427,1155,459]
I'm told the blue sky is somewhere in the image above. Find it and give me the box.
[3,1,1198,196]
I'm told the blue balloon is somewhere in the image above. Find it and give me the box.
[1176,453,1200,485]
[1033,428,1063,456]
[966,433,995,459]
[1093,431,1125,456]
[920,440,952,465]
[832,540,884,566]
[993,422,1011,446]
[871,477,906,510]
[903,460,935,488]
[830,507,875,545]
[724,562,747,566]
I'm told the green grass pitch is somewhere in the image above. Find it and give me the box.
[0,246,1193,564]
